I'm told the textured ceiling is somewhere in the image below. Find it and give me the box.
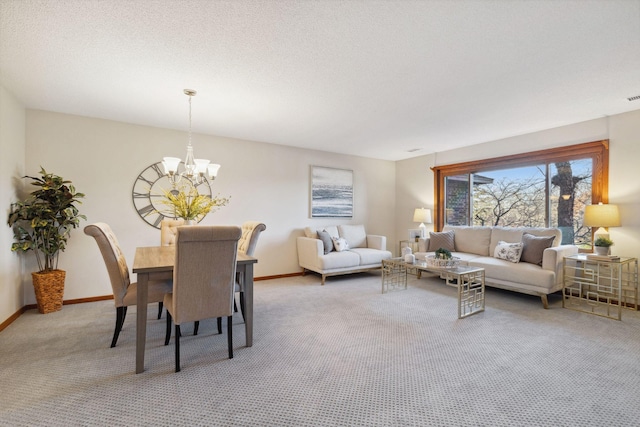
[1,0,639,161]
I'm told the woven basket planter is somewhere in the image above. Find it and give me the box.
[32,270,66,314]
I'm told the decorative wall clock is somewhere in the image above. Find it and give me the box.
[132,161,212,229]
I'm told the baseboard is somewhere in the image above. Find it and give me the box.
[255,272,303,281]
[0,274,301,332]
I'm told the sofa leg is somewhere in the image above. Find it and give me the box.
[540,295,549,309]
[321,275,326,286]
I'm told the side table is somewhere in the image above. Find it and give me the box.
[399,239,420,255]
[562,254,638,320]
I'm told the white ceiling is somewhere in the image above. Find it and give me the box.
[1,0,639,161]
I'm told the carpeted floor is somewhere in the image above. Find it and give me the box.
[1,272,640,426]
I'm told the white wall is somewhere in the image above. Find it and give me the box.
[0,85,26,323]
[395,153,435,254]
[23,110,397,305]
[396,110,640,261]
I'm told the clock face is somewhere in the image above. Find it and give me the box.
[132,162,212,229]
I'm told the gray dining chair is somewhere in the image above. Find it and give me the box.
[84,223,173,348]
[235,221,266,320]
[163,225,241,372]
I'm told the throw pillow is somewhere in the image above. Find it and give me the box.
[494,241,523,263]
[332,237,350,252]
[520,233,555,266]
[427,230,455,252]
[317,230,334,255]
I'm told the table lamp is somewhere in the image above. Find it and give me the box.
[413,208,432,238]
[583,202,620,240]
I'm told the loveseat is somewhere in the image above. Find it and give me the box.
[297,224,392,285]
[414,225,579,308]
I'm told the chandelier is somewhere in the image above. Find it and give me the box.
[162,89,220,186]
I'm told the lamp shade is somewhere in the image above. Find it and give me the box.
[413,208,432,224]
[583,203,621,228]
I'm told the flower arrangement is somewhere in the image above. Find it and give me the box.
[159,186,229,222]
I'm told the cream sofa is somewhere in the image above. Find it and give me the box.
[297,224,392,285]
[414,225,579,308]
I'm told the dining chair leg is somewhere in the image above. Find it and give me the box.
[175,324,181,373]
[165,312,172,346]
[194,321,199,336]
[111,306,125,348]
[227,315,233,359]
[234,298,238,313]
[217,317,222,334]
[157,302,163,319]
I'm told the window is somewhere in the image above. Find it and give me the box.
[433,140,609,247]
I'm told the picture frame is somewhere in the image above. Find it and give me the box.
[310,166,353,218]
[408,228,423,241]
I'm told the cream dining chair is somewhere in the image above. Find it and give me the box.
[157,219,185,319]
[84,223,173,348]
[235,221,266,320]
[163,225,241,372]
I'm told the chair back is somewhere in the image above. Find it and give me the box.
[84,223,131,307]
[172,225,242,324]
[238,221,266,256]
[160,218,185,246]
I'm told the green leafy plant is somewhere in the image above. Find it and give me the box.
[7,168,86,272]
[594,236,614,247]
[159,186,229,221]
[434,247,452,259]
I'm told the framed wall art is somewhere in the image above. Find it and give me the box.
[310,166,353,218]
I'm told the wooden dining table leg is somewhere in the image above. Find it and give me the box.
[243,262,254,347]
[136,272,149,374]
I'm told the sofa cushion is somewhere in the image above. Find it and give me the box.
[445,226,491,256]
[338,224,367,248]
[317,230,334,255]
[521,233,555,266]
[493,241,523,263]
[351,247,392,265]
[427,230,455,252]
[317,251,361,270]
[468,256,556,290]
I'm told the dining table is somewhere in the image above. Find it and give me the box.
[132,245,258,374]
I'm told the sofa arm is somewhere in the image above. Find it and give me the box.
[367,234,387,251]
[297,236,323,268]
[542,245,579,284]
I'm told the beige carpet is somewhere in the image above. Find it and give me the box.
[2,272,640,426]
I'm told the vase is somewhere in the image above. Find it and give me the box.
[594,246,610,256]
[31,269,66,314]
[184,219,196,225]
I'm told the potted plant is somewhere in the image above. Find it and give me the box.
[159,185,229,223]
[593,236,613,255]
[434,247,452,260]
[7,168,85,313]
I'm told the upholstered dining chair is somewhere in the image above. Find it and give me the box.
[156,218,185,319]
[160,218,185,246]
[84,223,173,348]
[163,225,241,372]
[235,221,266,320]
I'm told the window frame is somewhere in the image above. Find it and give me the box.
[432,140,609,231]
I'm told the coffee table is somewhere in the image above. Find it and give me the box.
[382,257,485,318]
